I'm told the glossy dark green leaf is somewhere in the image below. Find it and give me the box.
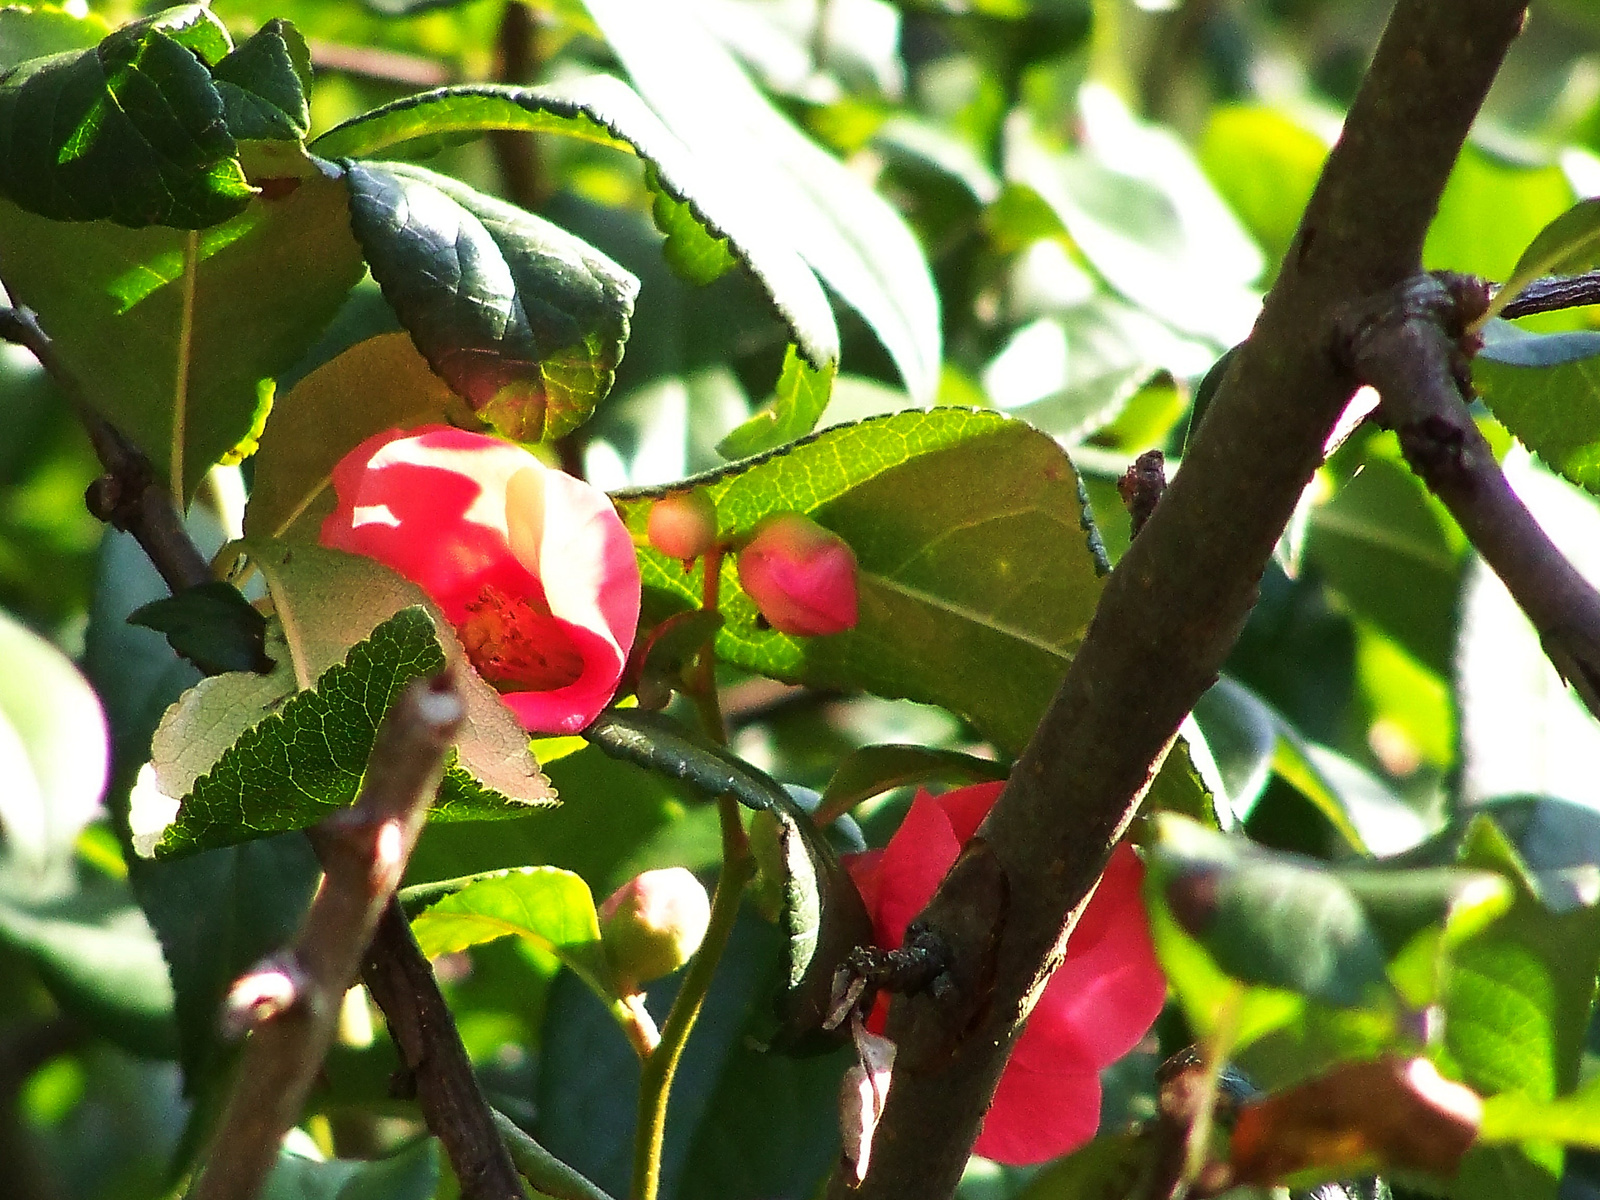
[211,18,311,144]
[717,343,837,459]
[0,4,251,228]
[1474,321,1600,495]
[578,0,941,400]
[615,409,1104,754]
[0,161,366,500]
[586,708,871,1040]
[0,859,176,1057]
[309,76,839,374]
[345,160,637,442]
[128,579,271,676]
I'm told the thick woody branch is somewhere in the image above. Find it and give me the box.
[1345,274,1600,718]
[190,675,464,1200]
[8,308,528,1200]
[829,2,1530,1196]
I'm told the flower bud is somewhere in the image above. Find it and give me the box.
[599,868,712,994]
[736,514,858,637]
[647,491,719,561]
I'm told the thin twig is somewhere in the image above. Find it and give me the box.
[827,2,1532,1196]
[1497,269,1600,321]
[493,1108,617,1200]
[629,795,753,1200]
[306,39,452,88]
[361,901,527,1200]
[1345,272,1600,719]
[189,673,464,1200]
[491,1,546,210]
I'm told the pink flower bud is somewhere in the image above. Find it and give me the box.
[736,514,858,637]
[599,867,712,993]
[647,491,719,561]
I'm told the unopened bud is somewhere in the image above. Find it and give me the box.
[647,491,719,561]
[599,867,712,993]
[736,514,858,637]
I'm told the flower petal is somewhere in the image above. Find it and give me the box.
[974,1055,1102,1165]
[868,791,962,950]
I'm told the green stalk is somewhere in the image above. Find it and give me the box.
[628,795,752,1200]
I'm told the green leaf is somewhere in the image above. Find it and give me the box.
[136,539,552,857]
[211,18,311,144]
[717,344,838,458]
[128,580,271,676]
[615,409,1104,754]
[261,1137,439,1200]
[1013,1130,1146,1200]
[1486,197,1600,323]
[1008,86,1263,347]
[243,332,459,540]
[410,866,617,999]
[1303,437,1467,675]
[1146,814,1511,1069]
[1425,143,1576,292]
[0,607,108,869]
[1474,321,1600,495]
[0,860,176,1057]
[1455,453,1600,808]
[585,708,872,1040]
[148,606,445,856]
[0,162,365,500]
[309,75,840,376]
[1198,104,1327,274]
[0,5,251,228]
[577,0,941,401]
[817,744,1009,818]
[0,3,109,73]
[1441,818,1600,1200]
[344,160,638,443]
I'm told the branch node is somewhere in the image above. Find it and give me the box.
[219,952,313,1039]
[1118,450,1168,538]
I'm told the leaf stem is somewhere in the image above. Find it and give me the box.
[686,547,727,744]
[171,229,199,507]
[628,794,752,1200]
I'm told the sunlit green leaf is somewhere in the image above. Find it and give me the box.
[0,162,365,500]
[309,75,840,375]
[1474,320,1600,495]
[616,409,1104,754]
[717,344,837,458]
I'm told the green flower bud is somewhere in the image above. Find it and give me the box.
[599,867,712,993]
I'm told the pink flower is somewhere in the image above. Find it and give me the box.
[845,782,1166,1165]
[736,513,858,637]
[320,426,640,734]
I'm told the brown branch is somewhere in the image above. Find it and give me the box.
[1344,272,1600,719]
[827,2,1531,1196]
[189,674,464,1200]
[11,305,529,1200]
[361,902,525,1199]
[1497,269,1600,321]
[306,39,452,89]
[490,1,546,211]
